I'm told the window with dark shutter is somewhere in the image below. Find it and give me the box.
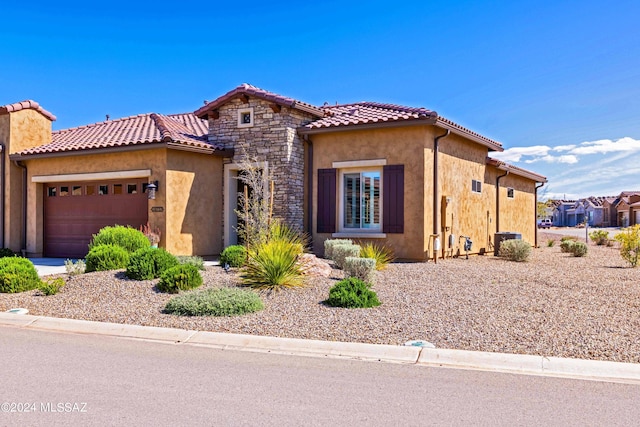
[317,168,336,233]
[383,164,404,233]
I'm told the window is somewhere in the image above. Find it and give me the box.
[60,186,69,196]
[507,187,514,199]
[99,185,109,195]
[127,183,137,194]
[72,186,82,196]
[342,170,381,231]
[472,179,482,194]
[86,185,96,196]
[237,107,254,128]
[114,184,123,195]
[47,187,56,197]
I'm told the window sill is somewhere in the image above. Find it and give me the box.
[332,232,387,239]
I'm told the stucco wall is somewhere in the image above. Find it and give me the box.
[166,149,223,256]
[23,148,166,256]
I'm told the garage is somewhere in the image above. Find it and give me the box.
[44,178,149,258]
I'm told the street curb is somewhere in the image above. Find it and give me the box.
[2,312,639,383]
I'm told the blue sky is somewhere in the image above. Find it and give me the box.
[2,1,640,200]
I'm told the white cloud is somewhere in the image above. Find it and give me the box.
[491,145,550,162]
[523,154,578,164]
[569,137,640,155]
[552,144,576,152]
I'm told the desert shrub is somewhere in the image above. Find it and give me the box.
[268,220,308,255]
[359,242,395,270]
[560,236,578,242]
[157,264,203,293]
[126,247,179,280]
[332,244,361,269]
[164,287,264,316]
[547,239,555,247]
[242,239,304,290]
[89,225,150,254]
[560,240,576,253]
[220,245,247,268]
[589,230,610,246]
[176,255,205,270]
[39,277,65,296]
[0,248,15,258]
[615,225,640,267]
[571,241,588,257]
[0,257,41,293]
[323,239,353,260]
[498,239,531,262]
[344,257,376,284]
[325,277,381,308]
[64,259,86,276]
[85,244,130,272]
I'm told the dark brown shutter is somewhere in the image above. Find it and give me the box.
[383,164,404,233]
[317,168,336,233]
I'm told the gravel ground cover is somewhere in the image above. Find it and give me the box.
[2,232,639,363]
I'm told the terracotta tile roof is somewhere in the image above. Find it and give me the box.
[195,83,325,119]
[486,157,547,183]
[0,100,57,121]
[18,113,219,156]
[305,102,437,129]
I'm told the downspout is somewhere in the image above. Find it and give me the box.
[14,160,27,256]
[496,170,509,233]
[302,135,313,238]
[535,182,545,248]
[433,129,450,237]
[0,144,4,248]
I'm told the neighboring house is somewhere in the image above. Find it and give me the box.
[602,196,619,227]
[615,192,640,228]
[583,196,605,227]
[552,200,575,227]
[1,84,547,260]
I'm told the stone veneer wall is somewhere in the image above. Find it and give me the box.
[207,98,316,235]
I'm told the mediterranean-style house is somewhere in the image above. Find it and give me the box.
[0,84,547,260]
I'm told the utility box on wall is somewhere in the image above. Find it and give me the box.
[494,232,522,256]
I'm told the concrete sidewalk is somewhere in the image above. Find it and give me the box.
[28,258,220,276]
[1,312,639,384]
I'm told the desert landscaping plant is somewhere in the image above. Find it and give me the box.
[323,239,353,260]
[344,257,376,284]
[85,244,130,272]
[220,245,247,268]
[570,241,588,257]
[0,257,41,293]
[589,230,610,246]
[176,255,205,270]
[64,259,86,275]
[38,277,65,296]
[164,287,264,317]
[157,264,203,293]
[89,225,150,254]
[547,239,555,247]
[560,237,578,253]
[332,244,361,269]
[126,247,179,280]
[359,241,395,270]
[498,239,531,262]
[326,277,381,308]
[0,248,15,258]
[242,239,304,290]
[615,225,640,267]
[139,221,161,246]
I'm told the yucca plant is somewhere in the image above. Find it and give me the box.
[358,241,395,270]
[267,220,308,254]
[242,239,304,290]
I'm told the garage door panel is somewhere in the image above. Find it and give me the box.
[44,179,149,258]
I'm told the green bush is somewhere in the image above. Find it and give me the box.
[326,277,381,308]
[615,225,640,267]
[39,277,65,296]
[220,245,247,268]
[0,257,41,293]
[64,259,86,275]
[560,240,576,253]
[157,264,203,293]
[498,239,531,262]
[242,239,304,290]
[589,230,610,246]
[332,244,361,269]
[126,247,179,280]
[176,255,205,270]
[560,236,578,242]
[359,241,395,270]
[344,257,376,284]
[0,248,15,258]
[89,225,150,254]
[85,244,130,272]
[571,241,588,257]
[268,220,308,255]
[323,239,352,260]
[164,287,264,316]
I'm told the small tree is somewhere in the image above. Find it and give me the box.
[615,225,640,267]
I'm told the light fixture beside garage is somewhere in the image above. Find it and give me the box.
[147,181,159,200]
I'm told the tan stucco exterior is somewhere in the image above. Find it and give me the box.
[309,125,540,260]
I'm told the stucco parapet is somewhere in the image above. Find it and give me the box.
[0,100,57,121]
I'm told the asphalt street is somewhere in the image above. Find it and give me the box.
[2,327,640,426]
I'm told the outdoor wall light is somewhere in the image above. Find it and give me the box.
[147,181,159,200]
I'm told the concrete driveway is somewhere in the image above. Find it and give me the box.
[542,227,622,240]
[29,258,67,276]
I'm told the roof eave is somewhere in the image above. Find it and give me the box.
[9,142,169,161]
[297,117,438,135]
[436,119,503,152]
[487,157,547,183]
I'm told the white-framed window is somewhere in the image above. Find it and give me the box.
[507,187,514,199]
[341,169,381,231]
[472,179,482,194]
[237,107,254,128]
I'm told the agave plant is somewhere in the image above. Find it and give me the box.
[358,241,395,270]
[242,239,304,290]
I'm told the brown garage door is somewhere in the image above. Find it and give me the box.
[44,179,149,258]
